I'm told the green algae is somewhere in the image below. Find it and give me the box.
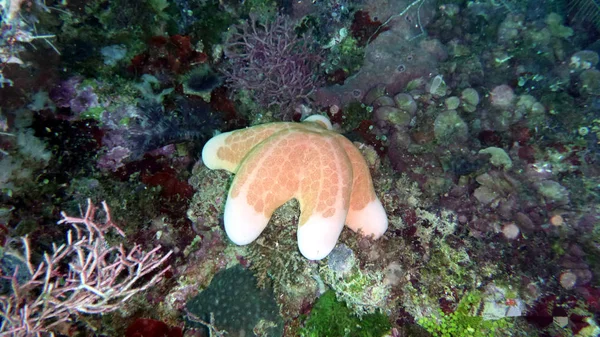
[300,290,391,337]
[417,291,513,337]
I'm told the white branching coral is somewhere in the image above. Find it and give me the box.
[0,199,172,336]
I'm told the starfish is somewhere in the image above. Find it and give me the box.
[202,115,388,260]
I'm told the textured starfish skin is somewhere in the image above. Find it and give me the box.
[202,116,388,259]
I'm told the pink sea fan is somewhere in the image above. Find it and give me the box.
[221,14,322,120]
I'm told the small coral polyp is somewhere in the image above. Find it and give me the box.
[201,115,388,260]
[489,84,515,108]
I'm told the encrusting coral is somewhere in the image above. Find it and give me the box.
[202,115,388,260]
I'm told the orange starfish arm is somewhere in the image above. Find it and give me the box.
[202,123,294,173]
[336,136,388,238]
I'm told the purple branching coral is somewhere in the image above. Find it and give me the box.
[221,14,322,120]
[49,77,100,114]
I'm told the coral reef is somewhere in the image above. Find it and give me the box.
[3,0,600,336]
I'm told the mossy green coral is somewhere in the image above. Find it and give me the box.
[240,0,278,22]
[339,101,374,132]
[417,291,513,337]
[417,240,476,296]
[189,0,235,51]
[300,290,391,337]
[324,34,365,78]
[320,261,390,316]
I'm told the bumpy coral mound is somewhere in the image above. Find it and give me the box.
[185,265,283,337]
